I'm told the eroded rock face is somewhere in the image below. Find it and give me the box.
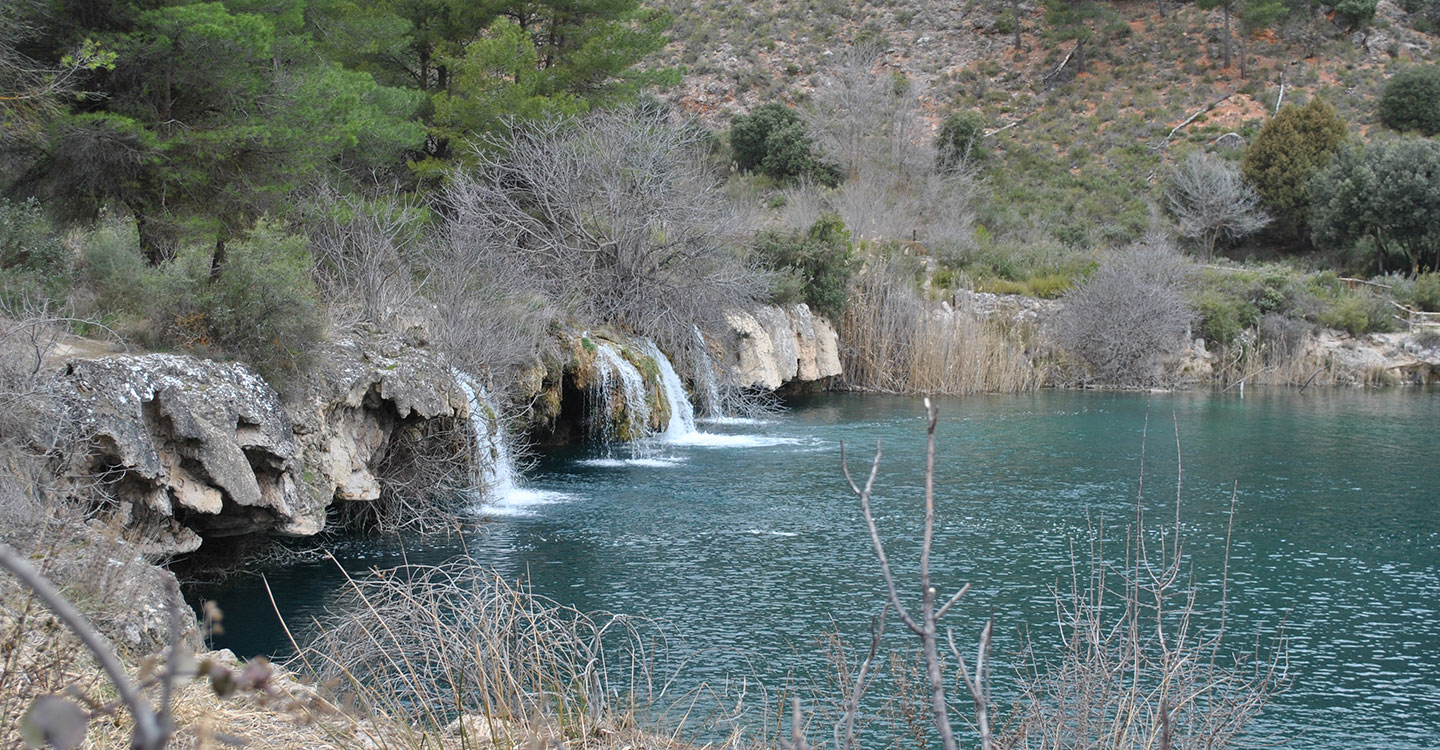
[721,304,842,390]
[59,340,466,555]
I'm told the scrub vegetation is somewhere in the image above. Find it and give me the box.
[0,0,1432,745]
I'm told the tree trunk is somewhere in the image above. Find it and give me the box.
[1223,5,1233,69]
[130,204,174,266]
[209,230,228,281]
[1012,0,1023,49]
[1240,29,1248,78]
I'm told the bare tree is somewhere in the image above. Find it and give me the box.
[1008,420,1288,748]
[443,107,767,352]
[1166,151,1269,261]
[304,186,429,331]
[841,400,995,750]
[801,47,979,250]
[1054,235,1195,387]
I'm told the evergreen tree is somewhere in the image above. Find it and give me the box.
[1310,138,1440,276]
[1240,98,1347,241]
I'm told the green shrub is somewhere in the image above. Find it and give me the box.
[123,225,326,388]
[79,221,151,314]
[0,198,71,303]
[1241,99,1347,234]
[207,226,326,385]
[1395,272,1440,311]
[1378,65,1440,136]
[729,103,838,185]
[731,104,797,172]
[1331,0,1378,27]
[751,214,854,320]
[936,110,987,173]
[1318,294,1394,335]
[1194,289,1252,347]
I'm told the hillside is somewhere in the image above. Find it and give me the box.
[649,0,1440,251]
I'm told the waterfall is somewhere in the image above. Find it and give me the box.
[454,369,567,515]
[593,341,652,443]
[641,340,697,440]
[692,326,724,419]
[453,369,518,495]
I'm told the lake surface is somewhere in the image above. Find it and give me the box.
[195,388,1439,748]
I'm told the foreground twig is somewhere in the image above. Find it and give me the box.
[0,542,168,750]
[841,398,992,750]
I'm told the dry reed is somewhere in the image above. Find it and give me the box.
[839,257,1042,395]
[289,557,730,750]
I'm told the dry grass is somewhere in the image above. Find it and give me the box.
[288,557,744,750]
[839,256,1042,395]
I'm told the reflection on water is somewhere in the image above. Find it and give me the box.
[192,388,1440,749]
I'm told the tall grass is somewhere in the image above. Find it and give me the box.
[291,558,732,750]
[838,256,1042,395]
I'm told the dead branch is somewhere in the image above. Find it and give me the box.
[1165,89,1239,142]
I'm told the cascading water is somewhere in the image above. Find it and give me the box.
[641,340,697,440]
[453,370,516,494]
[592,341,652,445]
[453,369,564,515]
[691,326,724,420]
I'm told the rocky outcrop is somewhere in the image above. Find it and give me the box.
[58,339,467,554]
[720,304,842,390]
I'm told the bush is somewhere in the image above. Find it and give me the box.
[730,103,838,185]
[0,198,71,303]
[936,110,987,173]
[1310,138,1440,276]
[1331,0,1378,27]
[1054,236,1195,386]
[1194,289,1252,347]
[1395,272,1440,311]
[78,221,150,314]
[752,214,854,320]
[206,227,326,384]
[1378,65,1440,136]
[1317,293,1395,335]
[1241,99,1347,235]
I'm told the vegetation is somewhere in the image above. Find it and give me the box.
[729,102,838,184]
[1240,99,1348,238]
[1310,137,1440,276]
[935,110,987,174]
[1054,237,1195,387]
[1379,65,1440,135]
[752,214,855,320]
[1166,151,1270,261]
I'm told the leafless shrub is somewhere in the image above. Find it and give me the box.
[1007,436,1288,748]
[802,47,979,250]
[1054,236,1195,387]
[295,558,709,748]
[805,46,930,184]
[443,107,767,352]
[304,187,428,331]
[840,255,1041,394]
[813,406,1286,750]
[1166,152,1270,261]
[840,401,995,750]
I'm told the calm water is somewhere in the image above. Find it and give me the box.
[195,389,1440,748]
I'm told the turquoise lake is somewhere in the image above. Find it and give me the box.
[196,388,1440,748]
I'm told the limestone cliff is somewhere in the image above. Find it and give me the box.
[57,339,466,555]
[719,304,842,391]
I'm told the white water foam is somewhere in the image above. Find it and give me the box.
[578,457,687,468]
[747,529,799,538]
[641,339,697,440]
[692,326,723,420]
[594,342,652,443]
[697,416,776,426]
[665,432,804,448]
[454,369,571,516]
